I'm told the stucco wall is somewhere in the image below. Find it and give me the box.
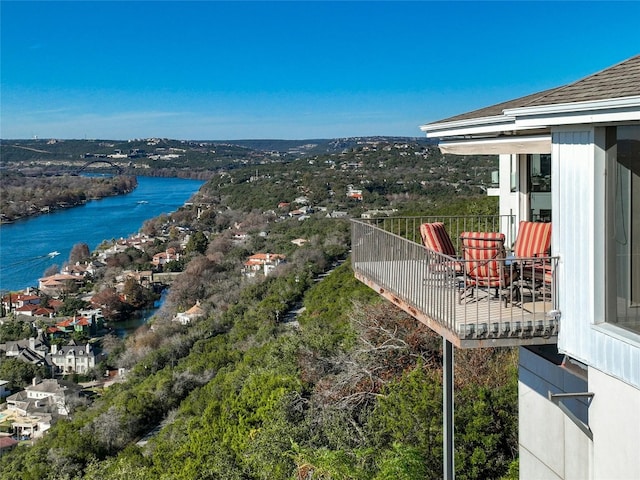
[519,346,591,480]
[589,367,640,480]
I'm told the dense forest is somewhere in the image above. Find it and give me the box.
[0,138,517,479]
[0,264,518,479]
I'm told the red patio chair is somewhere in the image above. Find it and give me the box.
[513,221,551,258]
[460,231,517,304]
[512,221,552,296]
[420,222,462,275]
[420,222,457,256]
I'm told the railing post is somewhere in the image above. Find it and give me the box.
[443,337,454,480]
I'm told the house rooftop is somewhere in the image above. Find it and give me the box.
[430,54,640,125]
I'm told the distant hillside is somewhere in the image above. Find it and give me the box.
[226,136,434,155]
[0,136,437,178]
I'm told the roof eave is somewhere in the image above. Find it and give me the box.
[506,95,640,116]
[508,96,640,127]
[422,96,640,139]
[419,114,515,137]
[420,118,546,139]
[438,134,552,155]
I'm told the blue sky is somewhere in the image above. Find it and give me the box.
[2,1,639,140]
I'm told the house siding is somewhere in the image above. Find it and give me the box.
[419,56,640,480]
[552,126,640,390]
[554,127,596,363]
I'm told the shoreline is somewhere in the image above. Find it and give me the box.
[0,179,137,225]
[0,176,205,293]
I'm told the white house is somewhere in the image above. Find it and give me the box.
[172,300,205,325]
[49,341,97,375]
[350,54,640,480]
[152,247,180,267]
[418,55,640,480]
[4,378,82,439]
[242,253,286,278]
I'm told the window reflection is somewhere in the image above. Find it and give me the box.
[611,125,640,334]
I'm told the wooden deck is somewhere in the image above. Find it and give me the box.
[354,259,558,349]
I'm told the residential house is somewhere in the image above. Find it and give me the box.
[152,247,180,267]
[50,316,93,335]
[96,240,129,261]
[232,231,248,242]
[32,306,55,317]
[124,270,153,287]
[0,437,18,453]
[5,378,82,438]
[115,234,151,251]
[49,340,97,375]
[13,304,41,316]
[289,206,310,217]
[351,55,640,479]
[38,273,85,296]
[172,300,205,325]
[2,291,51,317]
[242,253,286,278]
[328,211,348,218]
[1,334,52,371]
[77,308,105,331]
[47,298,64,313]
[346,186,363,200]
[1,290,40,315]
[61,262,89,277]
[360,209,398,219]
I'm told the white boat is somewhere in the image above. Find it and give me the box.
[47,251,60,257]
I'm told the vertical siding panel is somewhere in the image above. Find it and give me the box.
[556,128,594,363]
[554,127,640,389]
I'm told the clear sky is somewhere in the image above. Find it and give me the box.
[1,1,639,140]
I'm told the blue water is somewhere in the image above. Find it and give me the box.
[0,176,205,292]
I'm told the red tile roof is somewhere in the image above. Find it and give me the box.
[56,318,74,328]
[0,437,18,449]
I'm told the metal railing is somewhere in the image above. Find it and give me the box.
[351,216,559,348]
[362,215,517,252]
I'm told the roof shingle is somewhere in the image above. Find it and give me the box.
[430,55,640,125]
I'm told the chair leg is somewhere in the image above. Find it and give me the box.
[502,285,520,307]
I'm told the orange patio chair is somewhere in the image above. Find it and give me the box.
[460,231,518,304]
[420,222,457,256]
[512,221,552,297]
[420,222,463,275]
[513,221,551,258]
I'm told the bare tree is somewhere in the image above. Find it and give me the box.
[69,242,91,264]
[43,263,59,277]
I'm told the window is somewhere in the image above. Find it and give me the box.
[529,154,551,192]
[528,154,552,222]
[608,125,640,334]
[510,155,518,192]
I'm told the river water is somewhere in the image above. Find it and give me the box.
[0,176,205,292]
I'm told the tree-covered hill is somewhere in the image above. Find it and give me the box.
[0,173,137,222]
[0,139,515,479]
[0,260,518,479]
[1,137,440,180]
